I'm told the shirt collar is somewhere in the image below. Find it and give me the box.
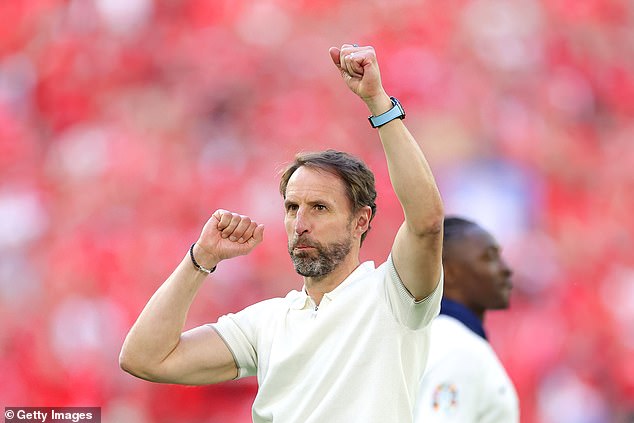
[289,293,312,310]
[289,261,375,309]
[324,261,374,299]
[440,298,487,340]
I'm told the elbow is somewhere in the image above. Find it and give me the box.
[423,213,444,235]
[119,347,155,380]
[410,205,444,237]
[118,348,138,376]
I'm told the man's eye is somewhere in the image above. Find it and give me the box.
[287,204,298,212]
[315,205,326,211]
[485,251,499,261]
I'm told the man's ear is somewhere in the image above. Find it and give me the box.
[353,206,372,237]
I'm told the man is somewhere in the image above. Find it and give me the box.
[414,217,520,422]
[119,44,444,423]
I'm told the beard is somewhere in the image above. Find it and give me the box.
[288,235,353,278]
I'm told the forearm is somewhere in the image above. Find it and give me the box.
[119,254,211,375]
[330,44,443,231]
[365,92,444,300]
[368,94,443,233]
[120,211,262,384]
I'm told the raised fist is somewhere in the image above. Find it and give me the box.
[193,209,265,269]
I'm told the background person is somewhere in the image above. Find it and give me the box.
[415,216,519,422]
[119,44,444,423]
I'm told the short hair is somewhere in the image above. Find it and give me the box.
[279,150,377,244]
[442,216,478,260]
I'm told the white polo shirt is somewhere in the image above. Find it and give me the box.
[211,255,443,423]
[414,314,519,423]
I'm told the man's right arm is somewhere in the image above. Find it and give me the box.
[119,210,264,385]
[119,253,237,385]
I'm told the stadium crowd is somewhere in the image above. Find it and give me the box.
[1,0,633,422]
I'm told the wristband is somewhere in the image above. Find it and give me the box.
[368,97,405,128]
[189,243,216,274]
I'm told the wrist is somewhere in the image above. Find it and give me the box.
[190,243,219,274]
[364,92,392,116]
[368,96,405,128]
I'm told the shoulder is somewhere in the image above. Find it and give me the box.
[420,316,519,421]
[426,316,496,372]
[426,316,515,394]
[431,316,489,351]
[222,290,304,323]
[333,260,385,296]
[251,290,303,311]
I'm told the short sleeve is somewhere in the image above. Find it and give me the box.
[209,303,264,379]
[382,254,443,330]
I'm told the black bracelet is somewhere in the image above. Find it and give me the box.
[189,243,216,274]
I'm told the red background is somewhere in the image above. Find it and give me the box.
[1,1,633,422]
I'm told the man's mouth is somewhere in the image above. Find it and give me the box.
[294,245,317,253]
[292,237,319,250]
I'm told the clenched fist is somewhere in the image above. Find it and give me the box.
[193,209,265,270]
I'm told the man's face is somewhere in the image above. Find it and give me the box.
[283,166,357,278]
[447,226,513,312]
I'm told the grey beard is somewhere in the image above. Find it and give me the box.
[289,238,352,278]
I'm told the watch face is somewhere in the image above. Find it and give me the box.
[391,97,405,115]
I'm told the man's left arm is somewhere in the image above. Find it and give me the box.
[330,44,443,300]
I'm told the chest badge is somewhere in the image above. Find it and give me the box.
[432,383,458,412]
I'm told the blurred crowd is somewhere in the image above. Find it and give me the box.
[1,0,633,422]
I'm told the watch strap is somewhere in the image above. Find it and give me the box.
[368,97,405,128]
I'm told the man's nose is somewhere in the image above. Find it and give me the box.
[501,258,513,278]
[294,208,310,235]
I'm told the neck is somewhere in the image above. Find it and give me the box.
[470,307,485,322]
[305,257,361,305]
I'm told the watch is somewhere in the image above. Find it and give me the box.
[368,96,405,128]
